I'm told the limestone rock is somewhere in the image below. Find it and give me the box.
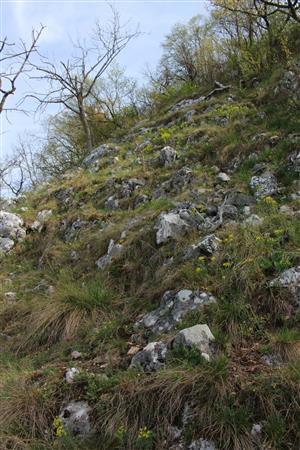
[225,192,255,208]
[243,214,263,227]
[105,195,119,210]
[130,341,168,372]
[217,172,230,182]
[65,368,80,384]
[270,266,300,306]
[184,234,221,260]
[135,289,216,334]
[158,146,178,166]
[250,172,278,198]
[59,401,91,436]
[173,324,215,361]
[155,212,192,245]
[0,211,26,253]
[82,144,119,168]
[188,439,217,450]
[96,239,123,269]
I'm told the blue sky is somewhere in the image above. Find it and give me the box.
[1,0,210,159]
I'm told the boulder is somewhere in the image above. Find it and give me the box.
[82,144,119,168]
[250,172,278,198]
[155,212,192,245]
[184,234,221,260]
[173,324,215,361]
[225,192,255,208]
[158,146,178,167]
[270,266,300,306]
[0,211,26,253]
[96,239,123,269]
[59,401,91,436]
[289,150,300,172]
[130,341,168,372]
[135,289,216,334]
[64,368,80,384]
[217,172,230,182]
[104,195,119,210]
[119,178,145,198]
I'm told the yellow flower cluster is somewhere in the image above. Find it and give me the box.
[138,426,152,440]
[53,417,67,438]
[222,233,234,244]
[264,196,277,207]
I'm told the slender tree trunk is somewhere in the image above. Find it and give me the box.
[79,103,93,153]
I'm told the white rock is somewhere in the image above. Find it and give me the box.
[65,367,80,384]
[59,401,91,436]
[217,172,230,182]
[96,239,123,269]
[243,214,263,227]
[155,212,191,245]
[173,324,215,360]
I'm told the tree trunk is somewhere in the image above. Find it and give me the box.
[78,99,93,153]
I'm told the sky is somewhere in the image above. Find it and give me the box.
[1,0,210,162]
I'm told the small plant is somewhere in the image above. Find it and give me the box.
[136,426,154,449]
[115,424,127,448]
[53,416,67,438]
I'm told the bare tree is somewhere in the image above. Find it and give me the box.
[29,8,140,153]
[0,26,44,115]
[0,133,42,196]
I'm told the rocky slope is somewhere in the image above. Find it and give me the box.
[0,69,300,450]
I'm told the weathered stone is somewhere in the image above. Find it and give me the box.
[217,172,230,182]
[184,234,221,260]
[4,292,17,302]
[155,212,192,245]
[65,367,80,384]
[173,324,215,361]
[225,192,255,208]
[71,351,82,360]
[243,214,263,227]
[250,172,278,198]
[154,167,193,198]
[96,239,123,269]
[135,289,216,334]
[289,150,300,172]
[0,237,15,253]
[270,266,300,306]
[31,209,53,232]
[158,146,178,167]
[188,439,217,450]
[64,218,88,242]
[119,178,145,198]
[130,341,168,372]
[222,204,238,220]
[59,401,91,436]
[82,144,119,168]
[104,195,119,210]
[134,194,150,208]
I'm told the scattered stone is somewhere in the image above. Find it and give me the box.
[0,237,15,253]
[291,191,300,200]
[184,234,221,260]
[155,212,192,245]
[173,324,215,361]
[70,250,79,262]
[158,146,178,167]
[96,239,123,269]
[217,172,230,182]
[250,172,278,198]
[71,351,82,360]
[251,423,262,439]
[64,218,88,242]
[82,144,119,168]
[65,368,80,384]
[104,195,119,210]
[154,167,193,198]
[289,150,300,172]
[261,354,283,367]
[130,341,168,372]
[243,214,263,227]
[135,289,216,334]
[270,266,300,306]
[224,192,255,208]
[59,401,91,436]
[119,178,145,198]
[172,97,205,112]
[134,194,150,208]
[188,439,217,450]
[279,205,293,215]
[4,292,17,302]
[221,204,238,220]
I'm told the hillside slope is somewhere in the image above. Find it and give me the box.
[0,67,300,450]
